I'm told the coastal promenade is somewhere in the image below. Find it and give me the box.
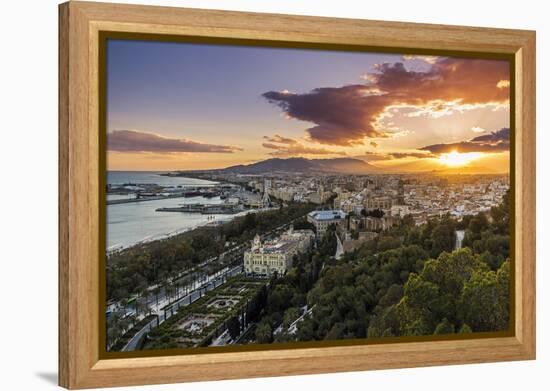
[122,265,242,351]
[113,213,307,351]
[106,193,188,205]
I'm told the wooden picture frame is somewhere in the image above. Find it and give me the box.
[59,1,536,389]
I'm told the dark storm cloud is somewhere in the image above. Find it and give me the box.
[262,86,391,146]
[107,130,242,153]
[262,58,509,146]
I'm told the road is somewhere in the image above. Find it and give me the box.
[114,211,310,351]
[108,244,246,318]
[122,265,242,351]
[110,213,301,319]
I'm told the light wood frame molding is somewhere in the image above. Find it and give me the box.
[59,1,536,389]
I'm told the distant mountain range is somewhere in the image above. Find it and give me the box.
[164,156,504,177]
[379,159,498,174]
[222,157,380,174]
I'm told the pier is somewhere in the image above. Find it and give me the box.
[106,193,188,205]
[156,203,242,214]
[106,188,222,205]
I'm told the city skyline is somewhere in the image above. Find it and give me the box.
[104,39,512,353]
[106,40,510,173]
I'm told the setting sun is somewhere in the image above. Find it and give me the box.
[438,150,483,167]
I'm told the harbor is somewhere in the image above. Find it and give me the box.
[156,203,241,215]
[106,188,224,205]
[106,172,272,250]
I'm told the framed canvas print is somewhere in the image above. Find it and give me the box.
[58,1,536,389]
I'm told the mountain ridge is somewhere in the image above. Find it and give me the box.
[222,157,380,174]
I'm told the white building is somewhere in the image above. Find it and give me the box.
[244,227,314,276]
[390,204,410,217]
[307,209,347,239]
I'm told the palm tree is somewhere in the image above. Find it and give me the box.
[127,314,137,329]
[136,297,150,317]
[119,317,131,334]
[120,298,129,315]
[165,285,175,303]
[107,325,121,349]
[152,287,161,307]
[106,311,124,349]
[175,282,182,299]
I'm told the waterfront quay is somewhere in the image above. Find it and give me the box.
[156,203,241,214]
[107,192,189,205]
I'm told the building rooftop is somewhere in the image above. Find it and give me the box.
[308,210,346,221]
[248,239,299,254]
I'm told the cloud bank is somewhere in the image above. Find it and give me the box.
[357,127,509,162]
[262,58,509,146]
[359,151,434,161]
[421,128,509,154]
[107,130,242,153]
[262,134,346,157]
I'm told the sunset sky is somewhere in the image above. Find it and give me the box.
[106,39,510,173]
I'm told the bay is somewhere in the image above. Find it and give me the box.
[107,171,216,188]
[106,171,229,250]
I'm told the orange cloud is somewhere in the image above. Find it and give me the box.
[262,134,296,144]
[108,130,242,153]
[262,135,346,157]
[357,151,434,161]
[402,54,440,64]
[262,58,509,146]
[497,80,510,89]
[357,127,509,162]
[471,126,486,133]
[421,128,509,154]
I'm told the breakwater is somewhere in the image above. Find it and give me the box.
[156,203,241,215]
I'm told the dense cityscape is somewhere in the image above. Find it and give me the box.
[106,170,510,351]
[104,40,512,353]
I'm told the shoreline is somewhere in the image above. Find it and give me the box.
[107,206,275,254]
[107,170,219,187]
[106,172,234,252]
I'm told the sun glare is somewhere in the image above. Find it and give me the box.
[438,150,483,167]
